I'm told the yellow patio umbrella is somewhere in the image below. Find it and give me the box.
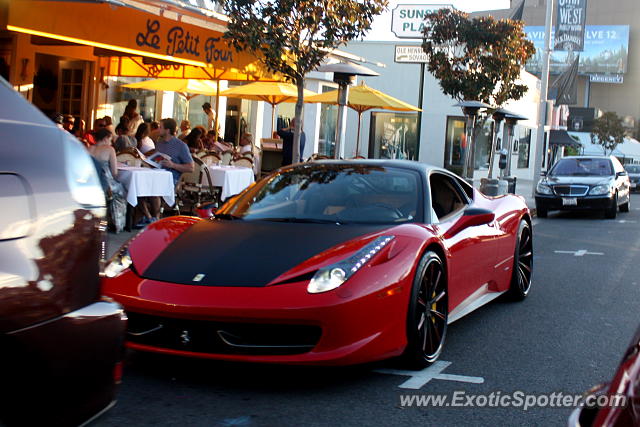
[219,82,318,135]
[122,78,219,100]
[305,81,421,156]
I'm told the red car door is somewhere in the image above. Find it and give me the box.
[428,172,502,310]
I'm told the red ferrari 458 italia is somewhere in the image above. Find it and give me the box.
[102,160,532,368]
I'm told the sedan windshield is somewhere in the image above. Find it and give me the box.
[218,164,422,224]
[625,165,640,173]
[549,158,613,177]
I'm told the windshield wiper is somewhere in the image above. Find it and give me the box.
[255,217,345,225]
[215,213,243,220]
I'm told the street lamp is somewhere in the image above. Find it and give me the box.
[454,100,491,184]
[316,62,379,159]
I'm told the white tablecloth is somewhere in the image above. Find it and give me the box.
[205,165,255,201]
[117,166,175,207]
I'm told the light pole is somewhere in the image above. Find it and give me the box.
[316,62,379,159]
[454,100,491,185]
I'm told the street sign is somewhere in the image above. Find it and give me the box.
[394,45,428,63]
[391,4,453,39]
[589,74,624,84]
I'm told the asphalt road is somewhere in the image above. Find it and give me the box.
[96,200,640,427]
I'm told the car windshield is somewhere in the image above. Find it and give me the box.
[218,164,422,224]
[625,165,640,173]
[549,158,613,177]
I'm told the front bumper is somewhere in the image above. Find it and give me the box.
[102,265,412,366]
[1,299,127,427]
[535,194,613,211]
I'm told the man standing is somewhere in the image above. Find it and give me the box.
[202,102,217,132]
[277,118,305,165]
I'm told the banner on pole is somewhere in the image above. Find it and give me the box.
[554,0,588,51]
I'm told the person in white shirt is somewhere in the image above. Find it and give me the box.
[202,102,218,132]
[135,122,155,154]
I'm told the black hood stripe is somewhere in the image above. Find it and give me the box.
[141,220,389,287]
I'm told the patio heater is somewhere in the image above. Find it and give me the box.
[454,100,491,185]
[316,62,379,159]
[502,112,528,193]
[480,108,512,196]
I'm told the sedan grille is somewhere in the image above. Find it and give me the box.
[126,311,321,356]
[552,185,590,196]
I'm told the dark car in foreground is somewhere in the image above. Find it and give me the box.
[103,160,532,368]
[535,156,630,218]
[569,325,640,426]
[0,79,126,426]
[624,164,640,191]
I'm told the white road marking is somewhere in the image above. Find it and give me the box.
[375,361,485,389]
[554,250,604,256]
[617,220,637,223]
[532,219,540,226]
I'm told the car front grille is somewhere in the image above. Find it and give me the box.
[126,311,322,356]
[552,185,590,196]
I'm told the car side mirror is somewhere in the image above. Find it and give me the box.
[540,171,547,177]
[617,171,627,177]
[444,208,495,239]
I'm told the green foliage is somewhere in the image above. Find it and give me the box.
[220,0,387,159]
[591,111,626,156]
[421,8,535,107]
[221,0,387,85]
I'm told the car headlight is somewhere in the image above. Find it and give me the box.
[536,182,553,195]
[102,244,133,278]
[589,185,611,195]
[307,236,395,294]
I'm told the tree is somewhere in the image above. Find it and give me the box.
[591,112,626,156]
[221,0,387,161]
[421,8,535,106]
[421,9,535,177]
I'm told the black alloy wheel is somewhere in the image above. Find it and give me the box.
[508,220,533,301]
[402,251,448,369]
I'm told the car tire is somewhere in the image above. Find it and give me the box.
[536,207,547,218]
[507,220,533,301]
[605,194,618,219]
[620,196,630,213]
[401,251,448,370]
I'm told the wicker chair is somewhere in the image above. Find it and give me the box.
[175,157,218,214]
[231,157,254,169]
[201,153,222,166]
[219,150,234,166]
[116,152,141,167]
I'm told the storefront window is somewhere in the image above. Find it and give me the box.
[518,127,532,168]
[444,116,493,174]
[318,85,337,157]
[444,116,465,175]
[368,112,419,161]
[105,77,156,124]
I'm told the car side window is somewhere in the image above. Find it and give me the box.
[429,173,468,222]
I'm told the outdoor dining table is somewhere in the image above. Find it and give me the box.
[204,164,255,201]
[117,165,175,207]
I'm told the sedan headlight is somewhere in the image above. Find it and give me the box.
[307,236,394,294]
[589,185,611,195]
[536,182,553,195]
[102,245,133,278]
